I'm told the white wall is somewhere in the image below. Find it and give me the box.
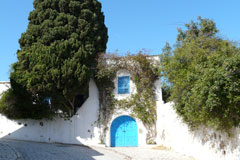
[157,102,240,160]
[0,79,101,146]
[0,69,160,147]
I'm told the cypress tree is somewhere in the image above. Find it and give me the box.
[2,0,108,119]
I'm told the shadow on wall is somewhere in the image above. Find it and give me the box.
[192,127,240,156]
[0,79,101,146]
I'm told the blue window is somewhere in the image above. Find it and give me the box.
[118,76,130,94]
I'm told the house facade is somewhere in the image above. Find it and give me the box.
[103,68,163,147]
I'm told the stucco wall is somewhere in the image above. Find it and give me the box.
[0,79,101,146]
[0,73,161,147]
[157,102,240,160]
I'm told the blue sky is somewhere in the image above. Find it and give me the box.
[1,0,240,81]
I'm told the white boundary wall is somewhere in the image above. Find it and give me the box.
[0,79,101,146]
[0,72,162,147]
[157,102,240,160]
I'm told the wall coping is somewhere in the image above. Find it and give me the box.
[0,82,10,84]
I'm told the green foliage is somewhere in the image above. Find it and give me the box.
[95,53,159,140]
[0,88,53,119]
[0,0,108,119]
[116,54,158,126]
[94,54,117,129]
[161,81,171,103]
[161,16,240,132]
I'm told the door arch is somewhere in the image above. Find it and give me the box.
[110,115,138,147]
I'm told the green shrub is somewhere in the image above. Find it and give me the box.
[161,17,240,132]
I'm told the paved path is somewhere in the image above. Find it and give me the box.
[110,147,195,160]
[0,139,195,160]
[0,139,126,160]
[0,141,21,160]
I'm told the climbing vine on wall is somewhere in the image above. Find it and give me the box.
[95,52,160,143]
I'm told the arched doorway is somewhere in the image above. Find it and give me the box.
[110,115,138,147]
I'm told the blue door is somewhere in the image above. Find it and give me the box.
[111,115,138,147]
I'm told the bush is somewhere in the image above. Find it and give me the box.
[161,17,240,132]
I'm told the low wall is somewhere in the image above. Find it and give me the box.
[157,102,240,160]
[0,74,160,147]
[0,79,101,146]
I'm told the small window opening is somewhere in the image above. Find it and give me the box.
[118,76,130,94]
